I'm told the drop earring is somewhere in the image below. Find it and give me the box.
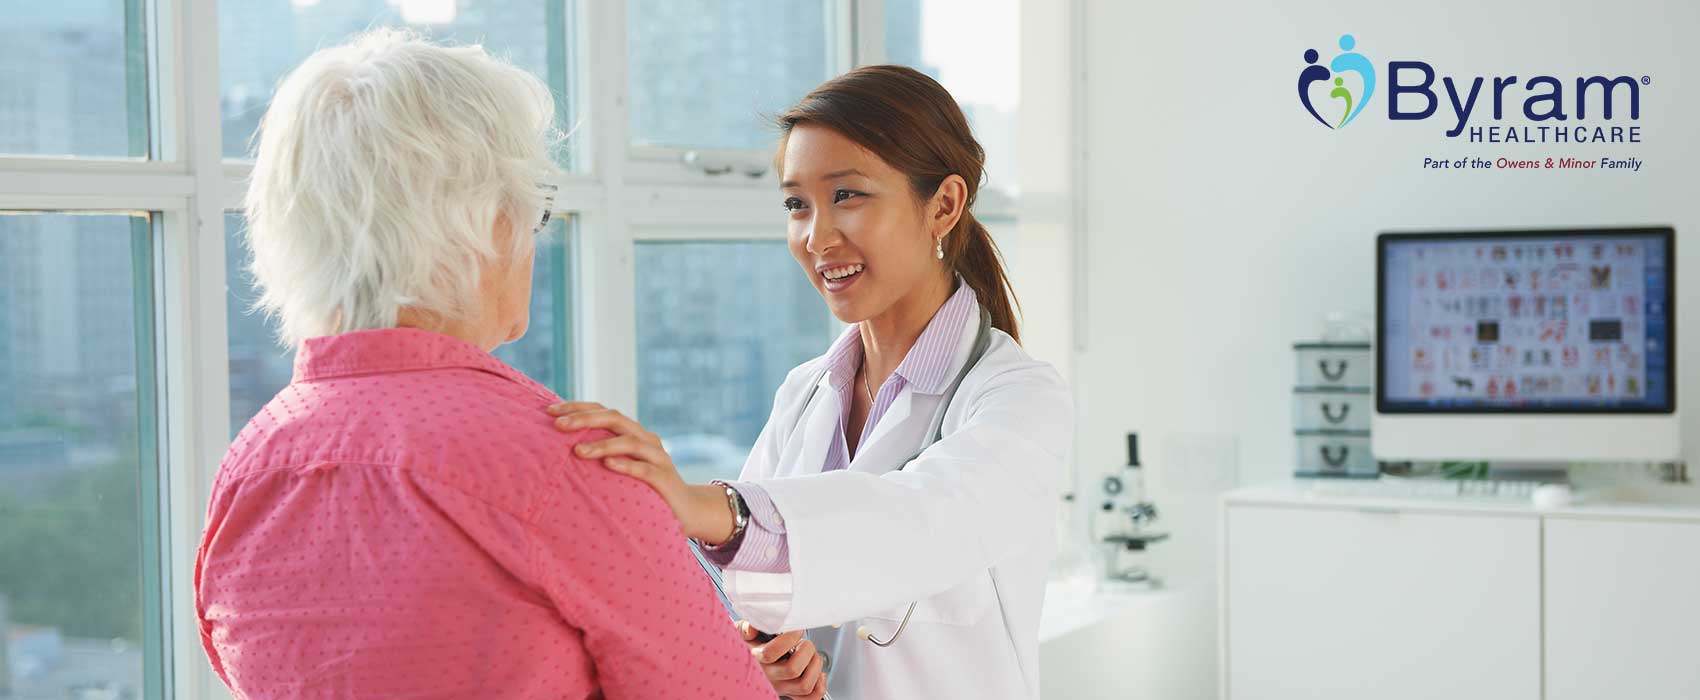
[935,236,945,260]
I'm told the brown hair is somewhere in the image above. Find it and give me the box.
[775,64,1022,344]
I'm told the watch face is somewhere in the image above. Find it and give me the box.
[716,481,749,522]
[733,488,751,520]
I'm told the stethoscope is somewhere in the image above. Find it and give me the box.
[788,303,995,649]
[687,304,993,694]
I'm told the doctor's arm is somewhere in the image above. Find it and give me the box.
[733,363,1073,630]
[542,403,824,698]
[542,361,820,554]
[539,403,792,571]
[529,449,775,699]
[543,402,744,545]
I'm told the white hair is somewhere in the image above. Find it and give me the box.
[243,28,562,348]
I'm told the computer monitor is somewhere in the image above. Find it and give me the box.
[1374,227,1678,461]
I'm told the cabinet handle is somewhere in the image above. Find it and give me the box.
[1320,445,1350,468]
[1321,402,1351,424]
[1318,359,1349,382]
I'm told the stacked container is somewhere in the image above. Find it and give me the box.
[1293,342,1377,478]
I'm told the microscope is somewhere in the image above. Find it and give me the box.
[1097,433,1168,586]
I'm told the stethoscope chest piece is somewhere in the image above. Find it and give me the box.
[854,599,919,647]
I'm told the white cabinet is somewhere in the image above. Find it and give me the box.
[1222,503,1542,700]
[1544,517,1700,700]
[1222,486,1700,700]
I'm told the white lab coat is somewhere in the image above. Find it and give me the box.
[721,309,1073,700]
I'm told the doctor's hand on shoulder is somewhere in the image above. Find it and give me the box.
[545,402,738,545]
[549,402,827,699]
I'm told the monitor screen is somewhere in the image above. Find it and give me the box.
[1378,228,1674,413]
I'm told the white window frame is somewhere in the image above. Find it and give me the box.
[572,0,863,413]
[0,0,210,697]
[622,0,855,185]
[0,0,1074,697]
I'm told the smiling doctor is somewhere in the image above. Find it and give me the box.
[548,65,1073,700]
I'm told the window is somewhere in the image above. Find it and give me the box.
[0,212,162,699]
[223,212,293,436]
[885,0,1020,199]
[627,0,836,152]
[494,218,576,397]
[218,0,575,161]
[0,2,149,157]
[633,241,839,482]
[225,213,576,435]
[1,3,1040,696]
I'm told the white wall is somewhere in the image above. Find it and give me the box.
[1076,0,1700,584]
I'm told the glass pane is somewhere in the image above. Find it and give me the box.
[0,2,149,157]
[886,0,1020,196]
[634,241,840,483]
[226,213,575,435]
[219,0,574,162]
[224,211,294,437]
[0,212,154,698]
[628,0,833,151]
[491,222,574,394]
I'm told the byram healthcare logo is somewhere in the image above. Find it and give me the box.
[1293,33,1646,145]
[1298,34,1376,130]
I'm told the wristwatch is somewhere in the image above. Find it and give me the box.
[700,480,749,551]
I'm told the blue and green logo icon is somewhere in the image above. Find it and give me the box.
[1299,34,1376,129]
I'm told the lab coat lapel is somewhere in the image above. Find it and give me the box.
[847,305,979,474]
[780,372,843,478]
[848,388,925,473]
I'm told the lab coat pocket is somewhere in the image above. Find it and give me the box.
[866,569,997,627]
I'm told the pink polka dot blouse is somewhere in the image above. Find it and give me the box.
[194,328,773,699]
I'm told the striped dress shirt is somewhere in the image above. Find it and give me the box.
[705,281,978,573]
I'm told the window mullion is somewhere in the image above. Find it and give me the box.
[133,214,171,700]
[0,170,195,209]
[622,184,781,232]
[849,0,884,68]
[576,0,638,413]
[148,0,186,163]
[169,0,231,696]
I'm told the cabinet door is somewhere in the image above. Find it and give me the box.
[1224,504,1541,700]
[1545,517,1700,700]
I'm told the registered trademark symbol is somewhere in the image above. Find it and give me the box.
[1642,75,1652,85]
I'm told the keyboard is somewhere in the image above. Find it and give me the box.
[1304,478,1549,501]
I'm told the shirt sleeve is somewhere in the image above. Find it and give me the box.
[700,482,791,573]
[530,431,774,700]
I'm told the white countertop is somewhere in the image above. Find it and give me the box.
[1036,577,1219,700]
[1038,577,1205,644]
[1225,479,1700,522]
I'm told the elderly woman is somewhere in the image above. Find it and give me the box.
[193,30,770,699]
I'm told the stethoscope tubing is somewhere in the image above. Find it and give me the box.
[790,305,993,652]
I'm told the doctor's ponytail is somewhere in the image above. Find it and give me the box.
[775,65,1022,344]
[950,212,1019,344]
